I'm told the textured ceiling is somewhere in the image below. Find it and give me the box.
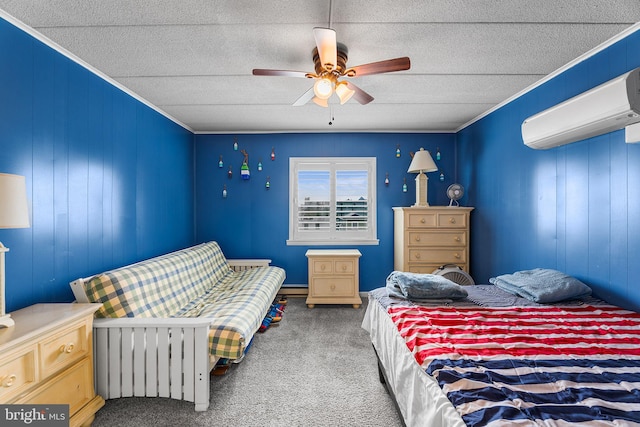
[1,1,639,133]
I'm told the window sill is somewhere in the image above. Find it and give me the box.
[286,239,379,246]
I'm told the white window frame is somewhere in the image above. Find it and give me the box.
[287,157,378,246]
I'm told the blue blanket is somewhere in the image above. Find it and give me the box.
[489,268,591,303]
[386,271,468,300]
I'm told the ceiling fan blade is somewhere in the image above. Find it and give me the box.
[292,87,315,106]
[346,57,411,77]
[252,69,310,78]
[345,82,374,105]
[313,27,337,71]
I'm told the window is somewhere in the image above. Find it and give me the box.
[288,157,378,245]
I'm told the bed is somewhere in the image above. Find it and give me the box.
[362,270,640,427]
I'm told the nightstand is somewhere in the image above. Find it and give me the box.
[0,303,104,427]
[305,249,362,309]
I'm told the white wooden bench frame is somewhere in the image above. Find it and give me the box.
[72,259,272,412]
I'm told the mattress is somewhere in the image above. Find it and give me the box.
[362,286,640,427]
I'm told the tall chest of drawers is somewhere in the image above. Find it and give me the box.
[0,303,104,427]
[393,206,474,274]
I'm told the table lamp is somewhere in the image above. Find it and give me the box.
[407,148,438,207]
[0,173,30,328]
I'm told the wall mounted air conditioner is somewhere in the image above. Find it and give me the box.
[522,67,640,149]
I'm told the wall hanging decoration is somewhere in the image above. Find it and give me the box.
[270,147,276,161]
[439,172,445,182]
[218,155,223,168]
[396,145,401,158]
[257,159,263,171]
[265,176,271,189]
[436,147,441,160]
[402,177,407,193]
[228,166,233,178]
[240,149,250,180]
[385,173,389,186]
[222,184,227,198]
[233,137,238,151]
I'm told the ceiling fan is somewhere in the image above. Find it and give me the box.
[252,27,411,107]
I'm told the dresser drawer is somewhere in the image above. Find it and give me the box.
[334,259,355,274]
[310,277,356,297]
[409,248,466,264]
[39,322,88,378]
[311,259,356,275]
[437,212,468,228]
[18,357,93,416]
[406,264,441,274]
[406,263,469,274]
[311,259,333,274]
[0,346,36,402]
[406,212,437,228]
[406,231,466,247]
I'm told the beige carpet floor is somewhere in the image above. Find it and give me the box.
[91,295,404,426]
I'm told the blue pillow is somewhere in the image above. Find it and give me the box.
[386,271,468,300]
[489,268,591,303]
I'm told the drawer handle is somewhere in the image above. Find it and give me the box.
[454,253,461,259]
[320,265,326,271]
[414,236,421,242]
[449,217,456,224]
[420,217,426,223]
[1,374,17,388]
[59,343,75,354]
[414,253,421,259]
[454,236,461,242]
[341,265,347,271]
[330,284,336,291]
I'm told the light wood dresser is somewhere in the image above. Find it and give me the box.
[0,303,104,427]
[393,206,474,274]
[305,249,362,309]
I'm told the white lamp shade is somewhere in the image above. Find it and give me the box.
[313,78,333,99]
[312,96,329,108]
[0,174,30,228]
[335,81,355,104]
[407,148,438,173]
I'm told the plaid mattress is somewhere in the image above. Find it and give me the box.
[175,266,286,359]
[83,241,285,359]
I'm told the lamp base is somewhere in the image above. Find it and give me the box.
[0,313,14,328]
[412,172,430,207]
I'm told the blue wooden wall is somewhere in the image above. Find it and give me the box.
[5,13,640,314]
[0,18,195,312]
[195,133,455,289]
[457,29,640,312]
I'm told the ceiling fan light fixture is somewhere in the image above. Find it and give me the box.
[312,96,329,108]
[335,81,355,104]
[313,77,333,99]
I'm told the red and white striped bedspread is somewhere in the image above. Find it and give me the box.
[388,303,640,426]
